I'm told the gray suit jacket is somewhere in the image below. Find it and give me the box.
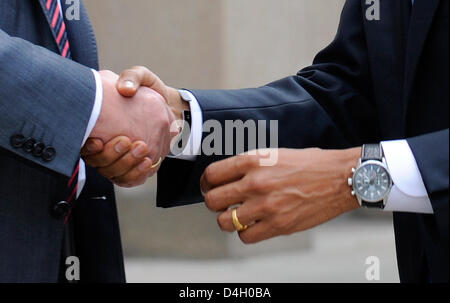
[0,0,125,282]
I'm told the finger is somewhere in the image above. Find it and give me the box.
[83,136,132,168]
[204,181,246,212]
[97,141,150,179]
[116,66,168,100]
[138,144,162,178]
[81,138,104,157]
[200,154,259,194]
[216,200,267,232]
[112,157,154,188]
[238,220,275,244]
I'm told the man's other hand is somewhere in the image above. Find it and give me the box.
[200,148,361,244]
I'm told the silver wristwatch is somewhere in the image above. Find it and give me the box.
[348,144,393,209]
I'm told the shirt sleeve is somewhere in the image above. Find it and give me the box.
[381,139,434,214]
[76,69,103,198]
[167,90,203,161]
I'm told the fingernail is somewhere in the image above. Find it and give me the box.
[138,158,152,172]
[86,141,98,152]
[132,145,147,158]
[114,141,129,154]
[124,80,135,89]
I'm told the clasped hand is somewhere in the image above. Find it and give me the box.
[82,67,361,245]
[82,67,180,187]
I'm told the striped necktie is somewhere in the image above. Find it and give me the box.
[39,0,72,59]
[39,0,79,223]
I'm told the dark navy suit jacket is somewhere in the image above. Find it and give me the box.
[157,0,449,282]
[0,0,125,282]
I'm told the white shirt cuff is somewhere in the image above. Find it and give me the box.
[82,69,103,146]
[76,69,103,198]
[381,140,434,214]
[168,90,203,161]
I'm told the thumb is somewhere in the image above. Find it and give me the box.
[116,66,168,101]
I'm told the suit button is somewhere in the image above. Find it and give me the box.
[42,146,56,162]
[10,134,26,148]
[32,142,46,158]
[52,201,69,219]
[23,138,36,153]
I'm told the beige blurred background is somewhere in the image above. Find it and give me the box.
[83,0,399,282]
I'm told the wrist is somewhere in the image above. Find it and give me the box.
[338,147,362,211]
[167,87,190,122]
[91,71,126,142]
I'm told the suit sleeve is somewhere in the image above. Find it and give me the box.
[407,129,449,240]
[0,29,97,177]
[157,0,376,207]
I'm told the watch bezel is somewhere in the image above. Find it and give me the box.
[352,159,393,203]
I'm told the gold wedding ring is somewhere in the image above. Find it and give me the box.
[232,209,248,232]
[151,157,162,169]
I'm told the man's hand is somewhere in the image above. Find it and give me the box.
[82,67,189,187]
[115,66,189,122]
[200,148,361,244]
[84,70,178,186]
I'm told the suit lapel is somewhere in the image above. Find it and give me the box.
[403,0,440,108]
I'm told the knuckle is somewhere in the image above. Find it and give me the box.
[204,191,218,211]
[202,166,215,187]
[86,154,108,167]
[244,175,265,193]
[245,155,259,169]
[235,155,252,171]
[123,154,139,167]
[160,116,170,130]
[217,215,227,231]
[238,233,254,245]
[132,65,150,74]
[121,69,138,78]
[271,217,289,231]
[259,200,275,215]
[153,111,169,127]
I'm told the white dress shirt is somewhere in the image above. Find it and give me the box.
[76,69,103,198]
[57,0,102,199]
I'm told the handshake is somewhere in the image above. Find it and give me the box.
[83,67,189,187]
[82,67,362,245]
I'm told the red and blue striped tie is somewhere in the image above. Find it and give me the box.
[39,0,72,59]
[39,0,79,223]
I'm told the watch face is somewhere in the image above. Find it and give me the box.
[353,162,391,202]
